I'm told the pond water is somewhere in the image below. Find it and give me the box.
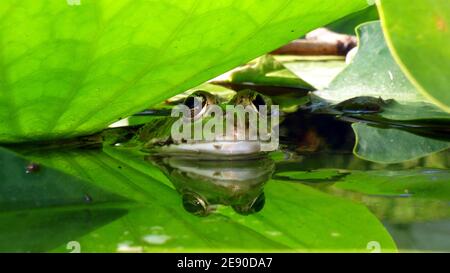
[0,107,449,253]
[144,148,450,252]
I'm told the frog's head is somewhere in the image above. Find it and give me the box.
[139,89,279,159]
[228,89,273,112]
[149,156,274,216]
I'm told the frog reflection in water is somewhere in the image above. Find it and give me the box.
[148,156,274,216]
[137,89,278,216]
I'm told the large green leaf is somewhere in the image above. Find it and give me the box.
[218,180,397,252]
[3,146,396,252]
[50,181,398,252]
[0,0,368,143]
[378,0,450,112]
[326,5,379,35]
[314,21,449,121]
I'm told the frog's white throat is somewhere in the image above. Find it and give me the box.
[156,141,277,157]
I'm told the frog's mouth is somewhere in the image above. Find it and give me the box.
[156,140,270,159]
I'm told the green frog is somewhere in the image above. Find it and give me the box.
[133,89,279,159]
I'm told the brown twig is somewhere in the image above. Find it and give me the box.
[271,28,357,56]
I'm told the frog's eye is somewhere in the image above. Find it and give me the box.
[252,94,267,110]
[183,91,216,119]
[182,192,210,216]
[183,95,205,118]
[232,192,265,215]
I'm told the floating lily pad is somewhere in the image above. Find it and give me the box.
[352,123,450,164]
[309,21,450,163]
[0,207,128,253]
[274,55,347,90]
[272,168,450,224]
[230,55,314,90]
[314,21,450,121]
[0,147,126,211]
[0,146,130,252]
[335,168,450,200]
